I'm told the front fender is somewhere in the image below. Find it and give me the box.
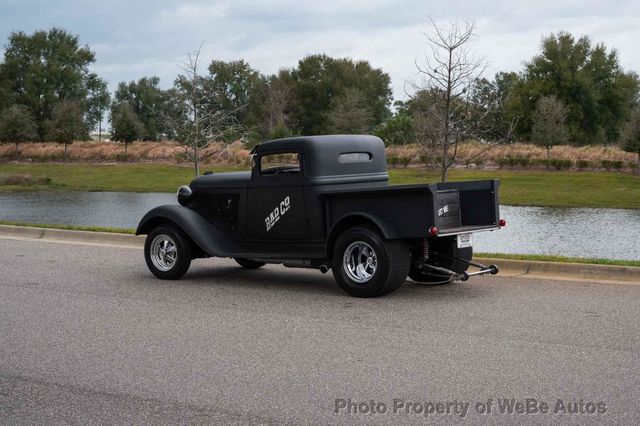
[136,205,241,257]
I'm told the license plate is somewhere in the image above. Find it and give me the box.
[457,233,472,249]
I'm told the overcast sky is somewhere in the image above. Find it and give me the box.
[1,0,639,102]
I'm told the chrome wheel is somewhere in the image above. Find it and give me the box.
[150,234,177,272]
[343,241,377,284]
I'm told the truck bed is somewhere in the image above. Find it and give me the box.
[321,180,501,239]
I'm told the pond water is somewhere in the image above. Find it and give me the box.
[0,191,638,261]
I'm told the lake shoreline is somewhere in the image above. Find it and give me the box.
[1,163,639,209]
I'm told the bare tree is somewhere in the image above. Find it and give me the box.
[531,95,569,159]
[410,18,514,182]
[264,71,294,135]
[164,44,245,177]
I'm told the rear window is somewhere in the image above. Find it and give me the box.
[260,152,301,175]
[338,152,372,163]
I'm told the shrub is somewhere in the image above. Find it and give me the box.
[496,157,531,168]
[418,154,431,165]
[549,159,573,170]
[174,152,187,163]
[399,156,411,168]
[601,160,623,171]
[496,158,510,168]
[528,158,572,170]
[464,157,485,167]
[576,160,591,170]
[387,156,399,167]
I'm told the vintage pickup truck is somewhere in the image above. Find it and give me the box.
[137,135,504,297]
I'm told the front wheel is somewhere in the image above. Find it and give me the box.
[144,225,192,280]
[331,227,410,298]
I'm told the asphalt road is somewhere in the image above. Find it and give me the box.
[1,238,639,425]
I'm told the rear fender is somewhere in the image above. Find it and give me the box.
[136,205,240,257]
[326,213,400,258]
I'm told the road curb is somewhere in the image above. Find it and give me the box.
[0,224,144,247]
[475,257,639,284]
[1,224,638,284]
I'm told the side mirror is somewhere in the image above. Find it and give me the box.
[251,154,257,169]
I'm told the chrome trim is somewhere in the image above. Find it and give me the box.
[150,234,177,271]
[343,241,377,284]
[437,226,500,237]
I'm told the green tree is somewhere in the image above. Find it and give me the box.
[205,59,265,130]
[326,88,373,134]
[513,32,639,145]
[469,72,520,142]
[531,95,569,158]
[1,28,96,140]
[46,100,86,160]
[0,63,14,113]
[113,76,166,140]
[291,54,392,135]
[110,102,144,159]
[0,105,37,155]
[373,106,414,146]
[622,110,640,172]
[85,74,110,141]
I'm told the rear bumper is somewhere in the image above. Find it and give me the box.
[437,225,500,237]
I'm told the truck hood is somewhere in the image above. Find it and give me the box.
[190,171,251,190]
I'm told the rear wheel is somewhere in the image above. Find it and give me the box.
[331,227,410,298]
[144,225,192,280]
[234,258,266,269]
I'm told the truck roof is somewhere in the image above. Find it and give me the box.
[256,135,387,178]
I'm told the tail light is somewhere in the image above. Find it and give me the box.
[499,218,506,227]
[428,226,439,237]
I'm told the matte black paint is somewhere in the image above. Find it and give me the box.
[137,135,501,261]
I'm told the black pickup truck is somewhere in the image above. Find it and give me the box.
[137,135,504,297]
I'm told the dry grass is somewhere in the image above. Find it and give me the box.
[0,173,50,186]
[387,141,637,171]
[1,140,636,171]
[387,141,635,163]
[0,140,252,164]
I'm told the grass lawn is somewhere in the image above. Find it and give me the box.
[1,162,639,209]
[475,252,640,268]
[391,168,640,209]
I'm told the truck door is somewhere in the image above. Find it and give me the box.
[245,150,309,241]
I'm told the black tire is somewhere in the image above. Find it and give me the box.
[144,225,192,280]
[234,258,266,269]
[331,226,410,298]
[410,237,472,285]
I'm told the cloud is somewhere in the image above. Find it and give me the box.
[1,0,639,103]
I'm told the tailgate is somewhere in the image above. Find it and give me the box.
[433,180,501,236]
